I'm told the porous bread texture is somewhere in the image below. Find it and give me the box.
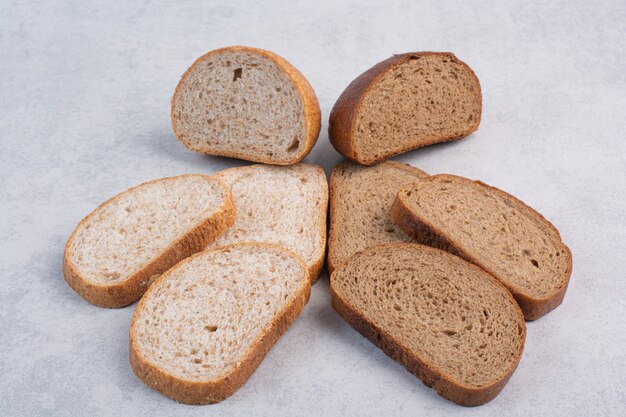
[64,175,235,308]
[207,163,328,281]
[327,161,427,273]
[172,46,321,165]
[391,174,573,320]
[331,243,525,406]
[130,243,310,404]
[329,52,481,165]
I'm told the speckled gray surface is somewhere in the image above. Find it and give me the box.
[1,0,625,415]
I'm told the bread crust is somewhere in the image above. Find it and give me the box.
[328,52,481,165]
[213,163,328,282]
[330,243,525,406]
[326,160,427,274]
[129,243,311,404]
[171,45,321,166]
[63,175,236,308]
[390,174,573,320]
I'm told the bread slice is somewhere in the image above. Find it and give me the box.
[171,45,321,165]
[129,243,310,404]
[329,52,481,165]
[63,175,235,308]
[391,174,573,320]
[331,243,525,406]
[207,163,328,282]
[328,161,427,273]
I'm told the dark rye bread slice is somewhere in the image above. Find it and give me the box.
[327,161,427,273]
[329,52,481,165]
[391,174,573,320]
[172,45,321,165]
[331,244,525,406]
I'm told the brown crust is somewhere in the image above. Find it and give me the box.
[171,45,321,166]
[326,160,427,274]
[328,52,482,165]
[214,163,328,282]
[330,243,526,406]
[129,243,311,404]
[390,174,573,320]
[63,175,236,308]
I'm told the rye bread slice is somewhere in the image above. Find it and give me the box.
[207,163,328,282]
[391,174,573,320]
[331,243,525,406]
[329,52,481,165]
[171,45,321,165]
[63,175,235,308]
[327,161,427,273]
[130,243,310,404]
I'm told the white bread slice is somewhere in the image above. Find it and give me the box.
[171,45,321,165]
[328,161,427,273]
[207,163,328,282]
[63,175,235,308]
[129,243,310,404]
[391,174,573,320]
[331,243,525,406]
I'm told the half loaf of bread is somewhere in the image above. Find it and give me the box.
[172,45,321,165]
[329,52,481,165]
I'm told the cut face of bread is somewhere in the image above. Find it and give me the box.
[329,52,481,165]
[391,174,573,320]
[172,46,321,165]
[331,244,525,406]
[63,175,235,308]
[207,163,328,281]
[130,243,310,404]
[328,161,427,273]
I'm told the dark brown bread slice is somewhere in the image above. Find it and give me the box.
[391,174,573,320]
[331,243,525,406]
[327,161,427,273]
[329,52,481,165]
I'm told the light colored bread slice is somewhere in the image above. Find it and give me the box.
[391,174,573,320]
[329,52,481,165]
[171,45,321,165]
[63,175,235,308]
[328,161,427,273]
[207,163,328,282]
[130,243,310,404]
[331,243,525,406]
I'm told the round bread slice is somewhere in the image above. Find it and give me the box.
[331,243,525,406]
[329,52,481,165]
[63,175,235,308]
[129,243,310,404]
[391,174,573,320]
[171,45,321,165]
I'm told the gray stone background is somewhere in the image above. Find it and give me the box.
[1,0,624,415]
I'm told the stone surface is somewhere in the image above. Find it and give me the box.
[1,0,625,415]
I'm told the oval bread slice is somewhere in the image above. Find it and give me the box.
[129,243,310,404]
[331,243,525,406]
[63,175,235,308]
[391,174,573,320]
[328,160,427,273]
[208,163,328,282]
[171,45,321,165]
[329,52,481,165]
